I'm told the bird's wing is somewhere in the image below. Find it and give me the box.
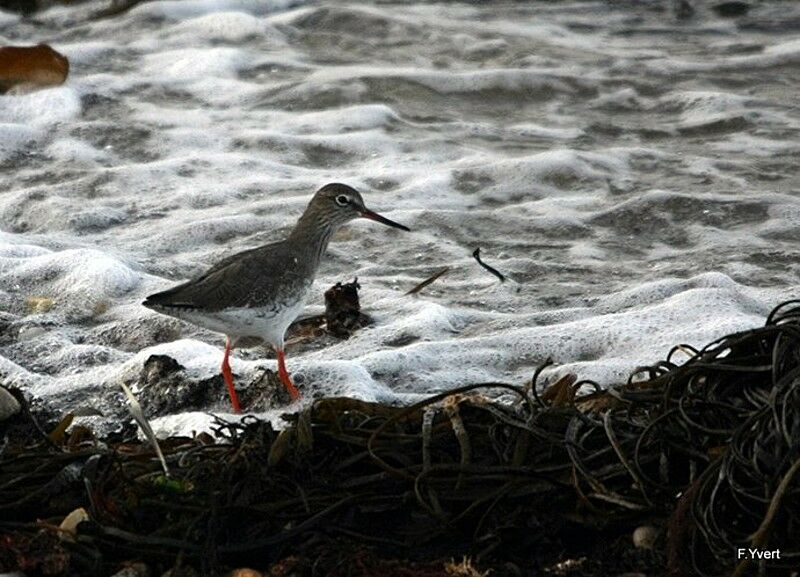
[144,241,305,312]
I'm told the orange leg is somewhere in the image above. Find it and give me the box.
[276,348,300,401]
[221,337,242,413]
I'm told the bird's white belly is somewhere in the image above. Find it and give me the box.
[180,299,306,349]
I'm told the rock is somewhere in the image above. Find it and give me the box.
[632,525,659,549]
[142,354,184,383]
[712,1,751,18]
[0,44,69,93]
[134,354,216,417]
[0,386,22,421]
[133,354,285,416]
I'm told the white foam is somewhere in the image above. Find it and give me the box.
[141,47,250,81]
[56,41,115,67]
[119,339,223,383]
[658,90,755,131]
[166,11,272,42]
[507,123,583,140]
[0,0,798,436]
[295,360,396,401]
[280,104,400,134]
[713,134,800,157]
[46,138,111,165]
[0,86,81,127]
[0,123,39,161]
[0,87,82,160]
[591,87,645,111]
[0,11,19,27]
[0,242,51,259]
[308,66,576,95]
[453,148,629,201]
[1,248,141,314]
[150,411,224,438]
[0,354,46,391]
[130,0,302,20]
[647,38,800,73]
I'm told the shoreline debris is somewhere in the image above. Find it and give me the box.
[0,44,69,93]
[2,300,800,576]
[472,248,505,283]
[324,278,368,338]
[405,267,451,296]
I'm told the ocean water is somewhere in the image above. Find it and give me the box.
[1,0,799,434]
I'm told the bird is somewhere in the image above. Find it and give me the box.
[142,183,410,413]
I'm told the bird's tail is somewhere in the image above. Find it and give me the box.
[142,282,195,309]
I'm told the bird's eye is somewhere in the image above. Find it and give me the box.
[335,195,350,206]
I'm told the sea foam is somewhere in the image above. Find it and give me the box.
[0,0,798,435]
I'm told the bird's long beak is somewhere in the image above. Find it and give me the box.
[360,209,410,231]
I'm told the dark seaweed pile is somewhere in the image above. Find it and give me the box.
[2,301,799,577]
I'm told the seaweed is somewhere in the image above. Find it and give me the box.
[2,301,800,576]
[471,248,505,283]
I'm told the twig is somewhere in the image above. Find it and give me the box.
[405,267,450,295]
[472,247,505,282]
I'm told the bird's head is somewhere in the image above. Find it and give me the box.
[307,183,410,232]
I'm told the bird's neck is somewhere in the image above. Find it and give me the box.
[287,210,336,269]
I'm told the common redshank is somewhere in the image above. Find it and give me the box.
[143,183,409,412]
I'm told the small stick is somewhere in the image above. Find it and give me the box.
[405,267,450,295]
[472,247,505,283]
[120,382,170,477]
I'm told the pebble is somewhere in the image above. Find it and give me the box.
[632,525,659,549]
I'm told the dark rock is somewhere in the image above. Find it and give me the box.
[134,354,219,417]
[712,1,751,18]
[142,354,183,382]
[133,354,288,416]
